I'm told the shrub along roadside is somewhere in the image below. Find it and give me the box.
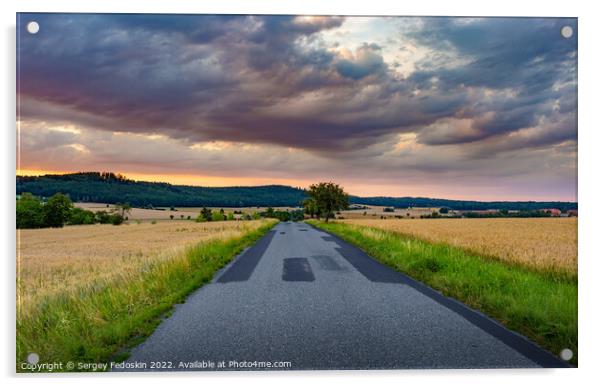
[308,220,577,365]
[17,220,277,372]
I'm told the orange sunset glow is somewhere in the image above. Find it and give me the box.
[16,14,577,202]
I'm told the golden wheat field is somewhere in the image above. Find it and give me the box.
[340,218,577,274]
[17,220,271,315]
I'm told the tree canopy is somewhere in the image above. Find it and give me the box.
[307,182,349,222]
[17,192,126,229]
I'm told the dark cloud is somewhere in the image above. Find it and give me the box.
[335,43,387,80]
[17,14,577,158]
[407,18,577,145]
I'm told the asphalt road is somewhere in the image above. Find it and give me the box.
[118,222,566,371]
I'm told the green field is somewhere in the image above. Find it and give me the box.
[308,220,578,365]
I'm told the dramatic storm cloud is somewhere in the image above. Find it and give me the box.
[16,14,577,200]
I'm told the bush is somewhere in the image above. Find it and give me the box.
[42,193,73,228]
[16,193,44,229]
[68,207,96,225]
[109,214,124,225]
[95,211,111,224]
[200,207,212,222]
[211,211,226,222]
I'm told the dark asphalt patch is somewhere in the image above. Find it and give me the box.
[217,230,276,283]
[321,235,338,242]
[312,255,343,271]
[332,239,403,283]
[280,232,286,234]
[315,226,569,368]
[299,229,308,232]
[282,258,315,282]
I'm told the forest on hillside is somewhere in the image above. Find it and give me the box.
[16,172,578,211]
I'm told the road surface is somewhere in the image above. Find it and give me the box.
[118,222,566,371]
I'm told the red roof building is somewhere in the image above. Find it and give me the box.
[543,208,561,216]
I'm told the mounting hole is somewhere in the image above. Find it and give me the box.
[26,21,40,34]
[27,352,40,365]
[560,348,573,361]
[560,25,573,39]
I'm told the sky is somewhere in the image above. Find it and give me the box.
[16,14,577,201]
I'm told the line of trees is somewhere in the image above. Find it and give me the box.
[195,207,247,222]
[17,192,127,229]
[461,210,553,218]
[195,207,305,222]
[261,207,305,222]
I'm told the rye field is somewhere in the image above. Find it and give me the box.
[340,218,577,278]
[17,219,277,369]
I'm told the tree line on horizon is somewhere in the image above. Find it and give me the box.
[16,172,578,211]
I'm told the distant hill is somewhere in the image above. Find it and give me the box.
[16,172,577,211]
[16,172,307,208]
[349,196,577,212]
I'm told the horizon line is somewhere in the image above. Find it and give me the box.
[16,170,578,204]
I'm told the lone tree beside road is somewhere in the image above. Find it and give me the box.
[307,182,349,222]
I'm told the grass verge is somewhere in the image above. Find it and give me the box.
[308,220,577,365]
[17,220,277,372]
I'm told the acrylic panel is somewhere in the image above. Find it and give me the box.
[16,13,577,372]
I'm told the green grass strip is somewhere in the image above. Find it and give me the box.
[17,220,277,372]
[308,220,577,365]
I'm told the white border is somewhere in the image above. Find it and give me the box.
[3,1,601,386]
